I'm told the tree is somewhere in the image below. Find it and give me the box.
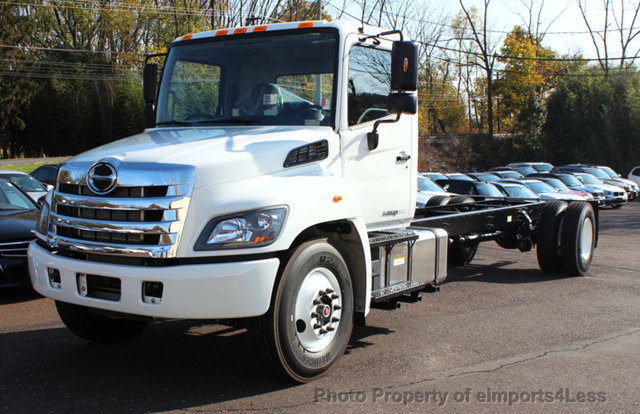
[0,2,39,157]
[459,0,500,138]
[578,0,640,79]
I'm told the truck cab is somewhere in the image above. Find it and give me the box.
[29,21,426,381]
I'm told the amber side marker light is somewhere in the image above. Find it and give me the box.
[333,195,343,203]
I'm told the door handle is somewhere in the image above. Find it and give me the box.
[396,153,411,162]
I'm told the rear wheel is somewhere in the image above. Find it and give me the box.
[448,242,478,266]
[536,200,568,274]
[560,202,596,276]
[55,301,150,343]
[426,195,450,206]
[250,239,354,383]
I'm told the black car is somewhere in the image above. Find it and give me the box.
[30,164,60,187]
[435,179,504,198]
[0,178,39,286]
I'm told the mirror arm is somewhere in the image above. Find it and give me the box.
[367,114,401,151]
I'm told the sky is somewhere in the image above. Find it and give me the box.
[323,0,640,61]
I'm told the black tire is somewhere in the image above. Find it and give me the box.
[449,195,474,205]
[249,239,354,383]
[55,301,150,343]
[448,242,479,266]
[536,200,569,274]
[560,202,596,276]
[426,195,450,206]
[611,204,623,209]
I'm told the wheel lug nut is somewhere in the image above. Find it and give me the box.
[326,288,334,293]
[319,328,327,334]
[326,326,335,332]
[318,290,326,296]
[331,294,339,299]
[311,312,319,318]
[333,305,341,310]
[332,317,340,322]
[313,323,322,329]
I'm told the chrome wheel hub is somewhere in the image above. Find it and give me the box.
[294,267,342,352]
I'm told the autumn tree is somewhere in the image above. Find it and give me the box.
[459,0,500,139]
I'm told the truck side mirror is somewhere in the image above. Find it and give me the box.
[388,92,417,115]
[143,63,158,127]
[391,41,418,92]
[143,63,158,103]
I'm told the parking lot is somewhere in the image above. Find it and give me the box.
[2,202,639,413]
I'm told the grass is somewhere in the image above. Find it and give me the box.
[0,161,59,174]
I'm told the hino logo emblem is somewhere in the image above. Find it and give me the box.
[87,162,117,194]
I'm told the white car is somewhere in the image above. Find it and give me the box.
[0,170,49,203]
[627,166,640,187]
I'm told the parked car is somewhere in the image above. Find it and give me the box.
[30,164,60,187]
[488,169,525,179]
[445,173,474,181]
[629,166,640,186]
[434,179,504,198]
[416,177,455,207]
[506,162,554,173]
[0,170,49,203]
[552,164,635,200]
[506,165,537,176]
[526,172,606,206]
[529,176,595,201]
[0,178,39,287]
[573,172,627,208]
[591,165,639,200]
[420,172,448,182]
[491,181,539,199]
[467,172,500,182]
[497,179,587,201]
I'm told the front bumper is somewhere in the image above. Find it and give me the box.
[28,241,280,319]
[605,194,627,207]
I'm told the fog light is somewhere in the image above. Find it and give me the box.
[142,281,163,304]
[47,268,61,289]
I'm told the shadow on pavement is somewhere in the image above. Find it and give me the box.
[446,260,567,285]
[0,317,395,412]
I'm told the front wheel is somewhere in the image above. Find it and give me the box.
[55,301,150,343]
[250,239,354,382]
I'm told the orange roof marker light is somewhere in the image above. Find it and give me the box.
[216,29,229,36]
[253,25,268,32]
[298,22,314,28]
[333,195,343,203]
[234,27,248,34]
[181,34,193,41]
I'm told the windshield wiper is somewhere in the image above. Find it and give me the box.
[156,117,260,127]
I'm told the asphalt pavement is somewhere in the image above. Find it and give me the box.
[1,202,639,413]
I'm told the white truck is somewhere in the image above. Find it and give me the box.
[29,20,599,382]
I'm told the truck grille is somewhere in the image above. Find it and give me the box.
[44,162,196,259]
[0,240,30,259]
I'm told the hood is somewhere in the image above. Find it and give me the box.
[0,210,38,241]
[66,126,335,188]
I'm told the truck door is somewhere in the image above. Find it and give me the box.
[339,40,417,230]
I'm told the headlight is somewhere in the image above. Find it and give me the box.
[195,207,287,250]
[36,191,53,236]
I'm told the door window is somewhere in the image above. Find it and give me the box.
[347,45,391,126]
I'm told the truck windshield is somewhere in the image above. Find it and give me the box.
[156,30,337,128]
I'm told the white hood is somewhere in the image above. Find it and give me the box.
[67,125,335,188]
